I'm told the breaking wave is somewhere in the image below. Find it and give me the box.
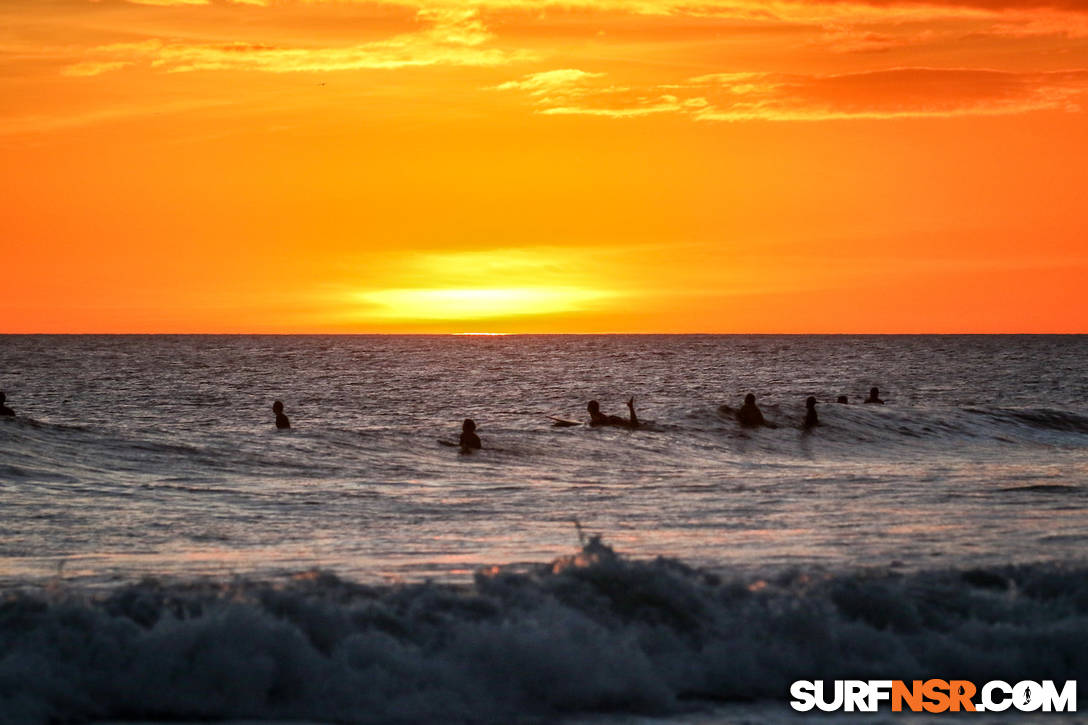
[1,539,1085,725]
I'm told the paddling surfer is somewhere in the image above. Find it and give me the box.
[736,393,772,428]
[587,398,639,428]
[272,400,291,429]
[460,418,482,451]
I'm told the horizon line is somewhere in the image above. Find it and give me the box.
[1,331,1085,336]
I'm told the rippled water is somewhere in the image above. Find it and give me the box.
[2,335,1086,724]
[2,334,1087,586]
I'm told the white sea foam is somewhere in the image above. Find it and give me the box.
[1,539,1085,724]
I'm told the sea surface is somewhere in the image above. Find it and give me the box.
[1,335,1086,724]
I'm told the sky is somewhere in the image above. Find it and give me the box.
[2,0,1086,333]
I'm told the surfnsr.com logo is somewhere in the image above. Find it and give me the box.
[790,680,1077,713]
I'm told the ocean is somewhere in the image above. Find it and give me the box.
[1,334,1086,724]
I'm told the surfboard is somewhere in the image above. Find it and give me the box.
[547,416,582,427]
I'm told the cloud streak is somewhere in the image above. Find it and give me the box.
[61,0,1088,40]
[494,69,606,96]
[332,0,1088,40]
[497,66,1088,121]
[62,9,529,75]
[696,67,1088,120]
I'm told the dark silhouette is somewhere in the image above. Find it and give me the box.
[272,400,291,429]
[587,397,639,428]
[837,395,849,404]
[737,393,768,427]
[804,396,819,428]
[460,418,482,450]
[864,387,885,404]
[0,391,13,417]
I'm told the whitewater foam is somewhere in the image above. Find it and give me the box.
[2,540,1085,725]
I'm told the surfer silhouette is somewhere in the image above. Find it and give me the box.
[0,391,13,417]
[804,396,819,428]
[459,418,482,451]
[587,398,639,428]
[272,400,291,429]
[737,393,771,428]
[864,387,885,404]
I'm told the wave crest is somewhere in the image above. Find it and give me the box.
[2,542,1086,724]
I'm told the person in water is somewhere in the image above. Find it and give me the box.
[736,393,767,427]
[587,397,639,428]
[804,396,819,428]
[272,400,291,429]
[837,395,849,404]
[0,391,13,417]
[864,387,885,404]
[460,418,482,450]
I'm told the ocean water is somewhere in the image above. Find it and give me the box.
[1,334,1086,724]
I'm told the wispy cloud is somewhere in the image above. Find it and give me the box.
[62,8,529,76]
[386,0,1088,40]
[42,0,1088,85]
[122,0,266,4]
[68,0,1088,37]
[495,69,707,117]
[15,0,1088,132]
[691,67,1088,120]
[124,0,211,5]
[542,95,710,118]
[498,66,1088,121]
[61,61,135,77]
[494,69,605,96]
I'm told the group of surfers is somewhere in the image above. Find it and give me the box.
[269,385,887,452]
[575,386,884,433]
[0,386,886,455]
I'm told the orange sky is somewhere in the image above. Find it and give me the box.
[2,0,1086,333]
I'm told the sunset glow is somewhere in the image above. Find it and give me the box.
[355,287,616,320]
[2,0,1086,332]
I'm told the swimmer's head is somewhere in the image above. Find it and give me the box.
[869,387,880,398]
[272,400,284,414]
[587,400,600,414]
[744,393,756,406]
[462,418,476,433]
[837,395,848,404]
[806,396,816,408]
